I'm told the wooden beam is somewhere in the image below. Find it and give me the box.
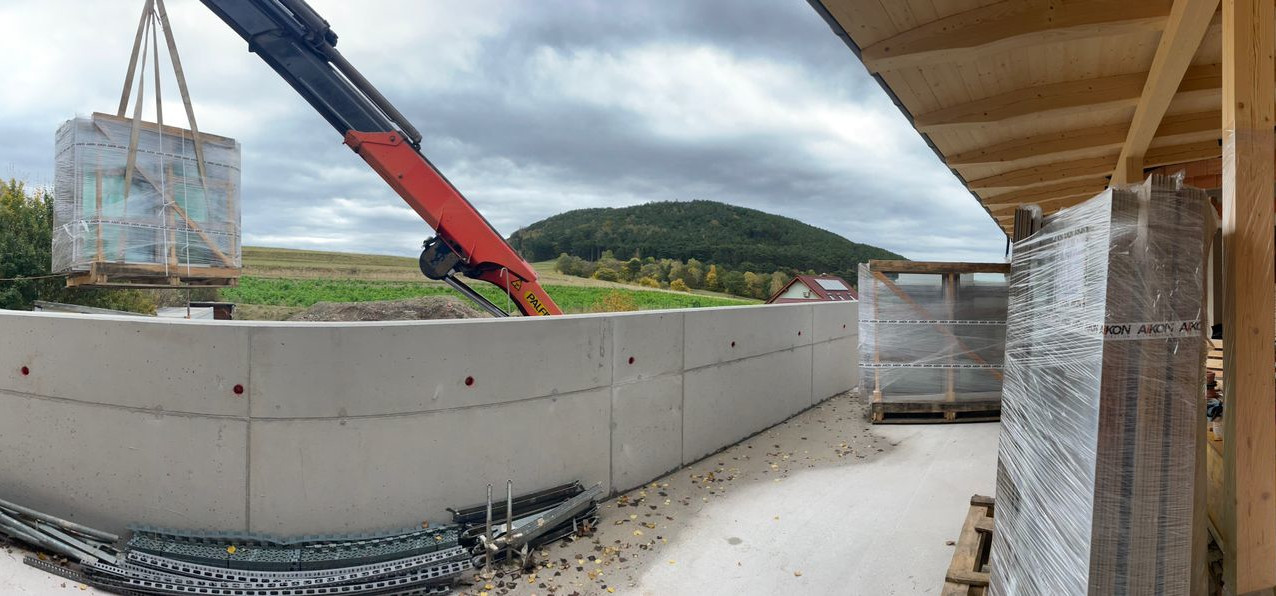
[859,0,1173,73]
[969,156,1116,190]
[948,111,1221,166]
[948,123,1127,166]
[988,193,1097,215]
[968,140,1221,190]
[1221,0,1276,591]
[914,64,1220,131]
[1114,154,1146,184]
[1112,0,1221,185]
[866,260,1010,275]
[980,178,1111,208]
[1145,138,1222,165]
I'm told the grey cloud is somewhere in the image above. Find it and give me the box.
[0,0,1006,263]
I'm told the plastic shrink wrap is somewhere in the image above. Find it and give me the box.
[857,263,1008,405]
[988,175,1209,595]
[52,113,241,278]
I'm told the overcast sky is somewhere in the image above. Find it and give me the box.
[0,0,1006,262]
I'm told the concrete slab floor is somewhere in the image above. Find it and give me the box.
[456,391,998,596]
[0,391,998,596]
[0,539,103,594]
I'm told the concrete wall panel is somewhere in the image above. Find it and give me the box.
[0,311,249,416]
[681,346,813,464]
[683,305,812,370]
[812,302,858,343]
[0,302,858,535]
[814,337,858,405]
[610,311,683,384]
[249,317,611,418]
[247,388,611,534]
[610,374,683,492]
[0,390,247,533]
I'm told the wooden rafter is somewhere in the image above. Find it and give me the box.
[967,140,1221,190]
[968,157,1116,190]
[914,64,1220,131]
[859,0,1174,73]
[1111,0,1221,184]
[979,178,1110,208]
[988,193,1098,215]
[947,110,1220,166]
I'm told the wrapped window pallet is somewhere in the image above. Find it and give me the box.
[857,260,1010,423]
[988,175,1210,595]
[52,112,241,287]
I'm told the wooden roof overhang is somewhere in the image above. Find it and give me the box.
[809,0,1228,237]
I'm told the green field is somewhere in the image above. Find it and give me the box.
[230,246,758,318]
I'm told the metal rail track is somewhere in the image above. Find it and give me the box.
[126,526,460,571]
[6,479,602,594]
[82,559,471,595]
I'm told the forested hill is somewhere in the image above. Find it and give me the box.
[507,200,904,285]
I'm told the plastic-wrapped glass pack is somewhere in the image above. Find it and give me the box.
[857,263,1008,405]
[988,175,1209,595]
[52,113,242,276]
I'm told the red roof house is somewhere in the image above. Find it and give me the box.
[766,275,858,304]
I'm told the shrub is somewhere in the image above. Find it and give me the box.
[592,267,620,282]
[670,279,690,292]
[638,276,660,288]
[591,290,638,312]
[0,179,154,313]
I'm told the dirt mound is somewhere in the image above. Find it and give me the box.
[286,296,488,321]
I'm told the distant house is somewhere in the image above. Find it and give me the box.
[766,274,858,304]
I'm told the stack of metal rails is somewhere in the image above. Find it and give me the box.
[1,481,600,594]
[451,482,603,568]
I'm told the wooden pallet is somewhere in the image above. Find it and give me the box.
[66,262,239,289]
[870,399,1000,424]
[942,495,995,596]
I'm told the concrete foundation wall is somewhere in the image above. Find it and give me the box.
[0,302,857,534]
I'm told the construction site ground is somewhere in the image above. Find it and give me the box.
[0,392,998,595]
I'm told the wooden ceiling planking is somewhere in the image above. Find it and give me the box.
[946,110,1221,166]
[819,1,897,48]
[912,64,1219,130]
[815,0,1228,230]
[859,1,1173,73]
[966,139,1221,190]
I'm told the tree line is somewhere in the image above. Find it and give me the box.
[510,199,905,287]
[555,251,803,300]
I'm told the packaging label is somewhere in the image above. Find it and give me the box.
[1090,320,1203,341]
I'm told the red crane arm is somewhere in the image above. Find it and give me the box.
[345,131,562,316]
[200,0,562,317]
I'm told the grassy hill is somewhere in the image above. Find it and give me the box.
[228,246,757,319]
[507,200,904,285]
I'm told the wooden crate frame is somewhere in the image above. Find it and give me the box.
[61,113,241,290]
[863,260,1010,424]
[66,262,239,289]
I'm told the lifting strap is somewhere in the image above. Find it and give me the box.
[117,0,211,197]
[114,0,232,267]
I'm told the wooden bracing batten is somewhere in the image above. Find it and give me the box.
[858,260,1009,424]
